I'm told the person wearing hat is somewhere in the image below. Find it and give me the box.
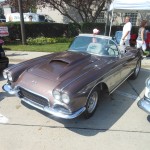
[93,28,100,35]
[92,28,100,43]
[29,15,33,22]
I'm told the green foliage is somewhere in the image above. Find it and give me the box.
[26,37,73,45]
[67,23,81,36]
[3,43,70,52]
[5,22,68,40]
[4,22,150,44]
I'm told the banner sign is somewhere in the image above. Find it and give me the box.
[0,26,9,37]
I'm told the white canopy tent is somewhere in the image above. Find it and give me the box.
[108,0,150,36]
[109,0,150,12]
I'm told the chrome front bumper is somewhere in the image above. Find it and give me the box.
[137,97,150,114]
[2,84,86,119]
[21,97,86,119]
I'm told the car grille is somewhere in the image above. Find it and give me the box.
[18,87,49,107]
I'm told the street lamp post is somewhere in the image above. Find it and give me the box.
[18,0,26,44]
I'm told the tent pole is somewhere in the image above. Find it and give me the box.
[109,10,114,37]
[104,10,109,35]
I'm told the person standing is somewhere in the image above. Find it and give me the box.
[29,15,33,22]
[136,20,147,52]
[120,16,132,48]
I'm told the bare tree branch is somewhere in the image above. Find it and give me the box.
[5,0,112,23]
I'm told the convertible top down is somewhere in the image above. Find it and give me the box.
[2,34,142,119]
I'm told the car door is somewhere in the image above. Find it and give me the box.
[103,40,123,92]
[119,48,138,80]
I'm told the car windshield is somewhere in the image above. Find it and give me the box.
[68,36,119,57]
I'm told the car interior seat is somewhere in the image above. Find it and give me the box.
[114,31,122,44]
[87,43,103,55]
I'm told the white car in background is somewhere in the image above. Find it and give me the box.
[138,77,150,114]
[6,13,54,22]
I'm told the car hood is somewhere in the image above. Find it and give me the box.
[26,51,103,81]
[27,52,93,80]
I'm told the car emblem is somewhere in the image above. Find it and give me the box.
[31,80,37,84]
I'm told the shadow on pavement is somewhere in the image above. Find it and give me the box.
[0,91,15,102]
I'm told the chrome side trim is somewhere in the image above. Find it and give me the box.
[109,72,133,94]
[137,97,150,114]
[21,97,86,119]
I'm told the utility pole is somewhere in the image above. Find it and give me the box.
[104,0,109,36]
[18,0,26,44]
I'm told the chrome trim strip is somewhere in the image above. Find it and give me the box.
[87,68,134,99]
[109,72,133,94]
[137,97,150,114]
[61,55,139,93]
[61,67,95,91]
[61,60,120,92]
[21,97,86,119]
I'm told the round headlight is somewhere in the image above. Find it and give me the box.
[7,73,13,81]
[146,77,150,88]
[62,94,70,104]
[3,70,8,79]
[53,90,61,100]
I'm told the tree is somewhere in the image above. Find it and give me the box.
[5,0,37,12]
[0,7,5,21]
[36,0,112,24]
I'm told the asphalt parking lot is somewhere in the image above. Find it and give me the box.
[0,51,150,150]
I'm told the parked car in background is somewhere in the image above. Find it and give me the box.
[138,77,150,114]
[0,39,9,71]
[0,45,9,71]
[2,34,142,119]
[0,54,9,71]
[6,13,54,22]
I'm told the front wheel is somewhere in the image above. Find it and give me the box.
[130,59,141,80]
[84,87,99,119]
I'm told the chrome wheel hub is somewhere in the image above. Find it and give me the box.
[87,91,98,113]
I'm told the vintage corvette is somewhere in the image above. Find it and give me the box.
[137,77,150,114]
[2,34,142,119]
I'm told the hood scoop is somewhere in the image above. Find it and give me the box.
[49,51,90,66]
[50,59,69,65]
[27,51,94,81]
